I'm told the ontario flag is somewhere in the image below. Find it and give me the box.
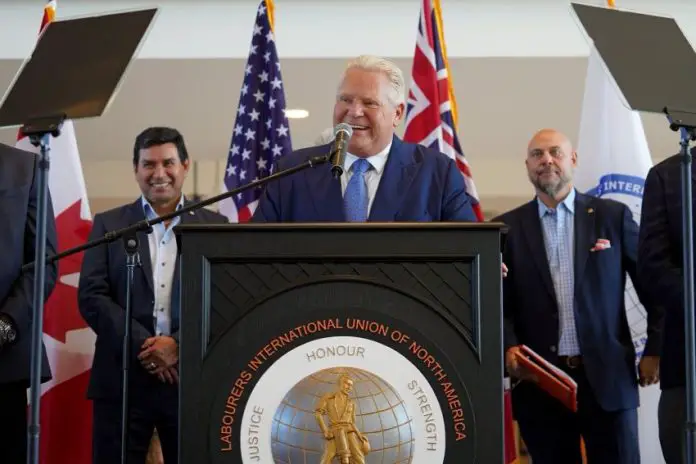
[405,1,515,462]
[403,0,483,222]
[15,2,95,463]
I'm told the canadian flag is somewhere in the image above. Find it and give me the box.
[16,2,95,463]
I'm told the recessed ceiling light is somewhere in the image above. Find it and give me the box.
[285,109,309,119]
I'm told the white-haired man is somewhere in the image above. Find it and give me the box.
[252,55,477,222]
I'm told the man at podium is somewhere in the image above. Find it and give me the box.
[252,55,478,223]
[496,129,661,464]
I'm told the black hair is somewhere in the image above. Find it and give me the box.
[132,126,189,165]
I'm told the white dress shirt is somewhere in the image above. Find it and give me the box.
[141,195,184,337]
[340,142,391,214]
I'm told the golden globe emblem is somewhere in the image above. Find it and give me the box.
[239,336,447,463]
[271,367,414,463]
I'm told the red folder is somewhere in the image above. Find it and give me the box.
[514,345,578,412]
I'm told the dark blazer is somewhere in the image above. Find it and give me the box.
[0,143,57,385]
[638,153,689,389]
[252,135,477,222]
[78,198,228,399]
[496,191,661,412]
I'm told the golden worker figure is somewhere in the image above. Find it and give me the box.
[314,373,371,464]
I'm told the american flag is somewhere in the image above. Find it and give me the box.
[403,0,484,221]
[219,0,292,223]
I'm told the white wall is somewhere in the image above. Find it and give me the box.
[2,0,696,60]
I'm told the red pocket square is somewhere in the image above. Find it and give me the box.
[590,238,611,252]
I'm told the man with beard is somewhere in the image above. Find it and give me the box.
[78,127,228,463]
[493,128,662,463]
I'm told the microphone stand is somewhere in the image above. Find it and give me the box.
[22,152,331,464]
[18,115,65,464]
[664,107,696,464]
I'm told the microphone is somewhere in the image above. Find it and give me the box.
[330,123,353,179]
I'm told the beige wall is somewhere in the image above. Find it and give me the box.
[87,194,526,219]
[0,56,673,219]
[81,156,533,217]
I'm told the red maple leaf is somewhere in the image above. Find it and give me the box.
[43,200,93,342]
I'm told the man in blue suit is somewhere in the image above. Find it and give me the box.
[495,128,662,463]
[637,151,692,463]
[0,143,57,464]
[252,55,477,223]
[78,127,228,463]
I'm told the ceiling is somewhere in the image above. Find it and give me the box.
[0,56,683,165]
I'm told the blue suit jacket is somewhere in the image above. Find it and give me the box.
[78,198,228,399]
[496,191,661,412]
[0,144,57,385]
[638,153,689,389]
[252,136,477,222]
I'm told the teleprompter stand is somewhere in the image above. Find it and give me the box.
[0,8,158,464]
[571,3,696,462]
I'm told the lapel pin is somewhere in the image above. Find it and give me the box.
[189,211,195,216]
[587,207,594,214]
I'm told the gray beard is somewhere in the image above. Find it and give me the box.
[534,175,571,200]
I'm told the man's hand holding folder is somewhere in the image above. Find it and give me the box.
[505,346,538,382]
[505,345,578,412]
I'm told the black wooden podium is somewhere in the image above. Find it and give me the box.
[176,222,506,464]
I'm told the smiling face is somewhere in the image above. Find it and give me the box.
[332,67,405,157]
[134,142,189,209]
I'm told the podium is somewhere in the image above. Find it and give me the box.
[176,222,506,463]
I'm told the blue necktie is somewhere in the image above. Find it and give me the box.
[344,158,371,222]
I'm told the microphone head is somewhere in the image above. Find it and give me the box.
[334,123,353,138]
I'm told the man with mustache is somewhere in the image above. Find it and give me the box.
[252,54,478,222]
[78,127,228,463]
[494,128,662,463]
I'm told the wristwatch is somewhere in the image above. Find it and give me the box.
[0,317,17,347]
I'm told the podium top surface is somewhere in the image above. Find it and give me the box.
[175,222,508,233]
[174,222,508,257]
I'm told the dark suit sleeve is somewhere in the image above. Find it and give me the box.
[0,158,58,339]
[638,167,682,302]
[78,214,152,355]
[441,158,477,221]
[251,161,283,223]
[620,203,663,356]
[493,214,518,351]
